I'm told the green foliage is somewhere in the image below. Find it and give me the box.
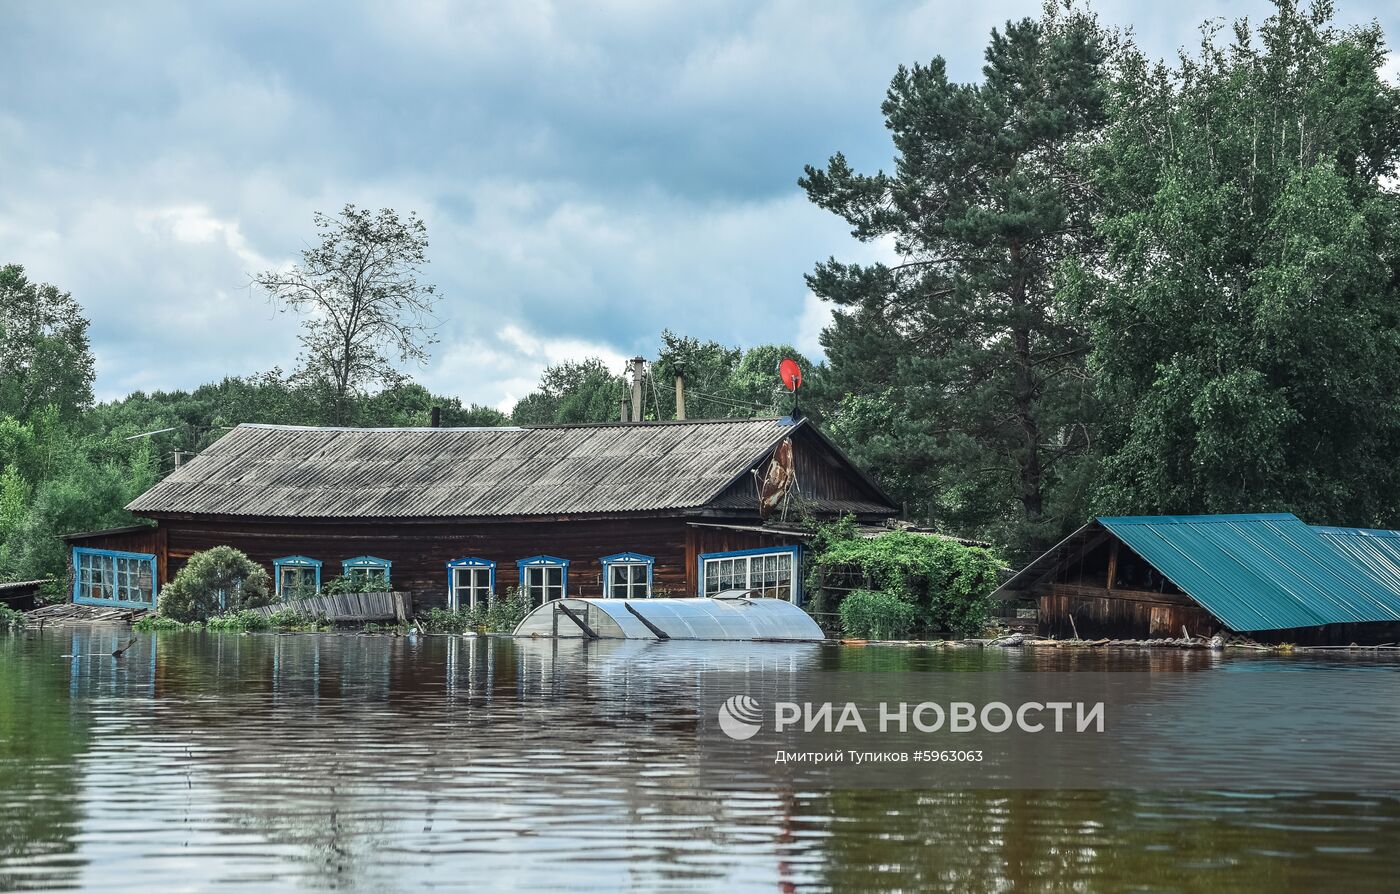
[510,358,628,424]
[421,594,531,633]
[158,546,273,622]
[507,332,814,424]
[136,607,322,632]
[0,269,154,597]
[801,4,1112,561]
[0,604,25,629]
[1078,1,1400,524]
[321,574,390,595]
[807,523,1002,637]
[0,410,157,599]
[420,606,484,633]
[254,205,441,424]
[0,264,95,423]
[205,609,270,631]
[838,589,918,640]
[204,609,323,632]
[485,589,531,632]
[132,614,197,631]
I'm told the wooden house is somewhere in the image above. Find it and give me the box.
[64,417,897,613]
[993,513,1400,645]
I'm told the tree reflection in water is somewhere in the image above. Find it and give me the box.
[0,628,1396,891]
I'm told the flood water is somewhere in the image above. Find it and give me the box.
[3,627,1400,892]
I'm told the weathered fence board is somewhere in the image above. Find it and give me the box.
[252,591,411,623]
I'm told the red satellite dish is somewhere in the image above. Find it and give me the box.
[779,358,803,392]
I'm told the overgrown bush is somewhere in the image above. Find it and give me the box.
[133,614,195,631]
[158,546,273,622]
[420,606,484,633]
[137,608,322,632]
[206,609,271,631]
[485,589,531,632]
[806,518,1003,638]
[0,604,26,629]
[321,574,390,595]
[838,589,918,640]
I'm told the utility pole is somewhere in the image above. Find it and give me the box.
[630,356,646,423]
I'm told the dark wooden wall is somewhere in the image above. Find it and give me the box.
[684,525,807,594]
[144,515,807,610]
[64,526,170,587]
[1038,585,1223,640]
[707,427,892,514]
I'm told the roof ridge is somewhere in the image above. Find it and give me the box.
[235,417,792,433]
[1098,512,1300,525]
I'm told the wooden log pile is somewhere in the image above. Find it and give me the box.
[23,603,149,624]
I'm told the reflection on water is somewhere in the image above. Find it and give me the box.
[1,628,1398,892]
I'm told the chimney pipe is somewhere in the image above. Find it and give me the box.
[430,406,442,428]
[619,397,629,423]
[674,367,686,421]
[630,356,646,423]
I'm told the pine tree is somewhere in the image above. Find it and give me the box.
[802,3,1110,557]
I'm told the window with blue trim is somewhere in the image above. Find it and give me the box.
[73,547,158,608]
[699,546,800,602]
[600,552,653,598]
[343,555,392,588]
[517,556,567,604]
[274,556,322,599]
[447,558,495,610]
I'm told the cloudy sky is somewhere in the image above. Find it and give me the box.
[2,1,1396,410]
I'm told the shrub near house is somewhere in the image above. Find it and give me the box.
[158,546,275,622]
[807,519,1002,639]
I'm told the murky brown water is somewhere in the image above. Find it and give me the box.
[2,627,1399,892]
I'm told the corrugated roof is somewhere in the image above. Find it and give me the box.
[1313,526,1400,601]
[129,418,814,519]
[1101,514,1400,631]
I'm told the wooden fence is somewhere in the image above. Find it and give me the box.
[252,591,412,623]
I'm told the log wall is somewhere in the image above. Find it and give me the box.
[137,515,810,611]
[1038,585,1224,640]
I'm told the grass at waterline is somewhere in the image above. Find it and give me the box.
[134,608,328,633]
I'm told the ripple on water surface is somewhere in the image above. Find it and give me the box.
[2,627,1399,892]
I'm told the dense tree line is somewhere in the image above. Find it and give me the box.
[3,0,1397,591]
[0,254,810,594]
[806,0,1400,561]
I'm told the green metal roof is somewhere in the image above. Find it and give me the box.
[1100,514,1400,632]
[1313,526,1400,605]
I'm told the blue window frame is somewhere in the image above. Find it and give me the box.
[274,556,322,599]
[697,545,802,603]
[517,555,568,604]
[446,557,496,610]
[72,547,159,609]
[600,552,654,598]
[342,555,392,588]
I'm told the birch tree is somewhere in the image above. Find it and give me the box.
[255,205,440,424]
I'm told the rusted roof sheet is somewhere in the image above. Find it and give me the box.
[129,419,809,519]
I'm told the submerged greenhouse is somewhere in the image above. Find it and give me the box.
[512,596,826,641]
